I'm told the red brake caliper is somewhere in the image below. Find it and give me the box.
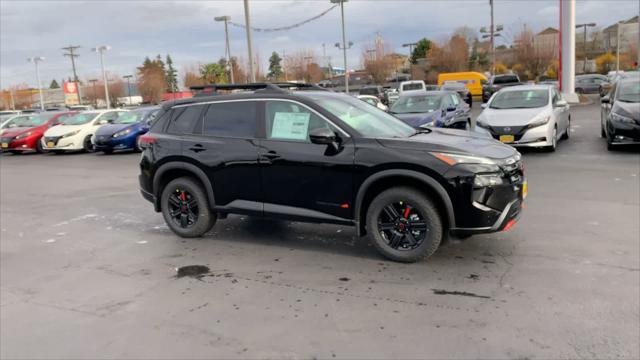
[403,206,412,219]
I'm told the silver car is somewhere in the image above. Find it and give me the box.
[475,85,570,151]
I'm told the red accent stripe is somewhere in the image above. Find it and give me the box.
[403,206,411,219]
[340,203,349,209]
[503,219,517,232]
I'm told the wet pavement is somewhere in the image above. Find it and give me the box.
[1,98,639,359]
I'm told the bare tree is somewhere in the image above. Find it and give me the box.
[284,50,322,83]
[429,34,470,73]
[362,37,396,84]
[513,25,554,81]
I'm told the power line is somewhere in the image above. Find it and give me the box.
[228,5,338,32]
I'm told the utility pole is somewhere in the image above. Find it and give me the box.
[616,21,622,72]
[490,0,495,74]
[282,49,288,81]
[402,42,417,58]
[322,43,332,78]
[92,46,111,109]
[27,56,45,111]
[576,23,596,73]
[123,75,133,105]
[215,16,235,83]
[331,0,351,93]
[366,49,376,61]
[243,0,256,83]
[62,45,83,104]
[89,79,98,107]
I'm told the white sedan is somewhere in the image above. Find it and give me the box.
[475,85,570,151]
[42,109,128,152]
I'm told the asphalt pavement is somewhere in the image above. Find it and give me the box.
[1,98,639,359]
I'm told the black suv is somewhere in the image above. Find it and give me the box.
[482,74,522,103]
[139,83,525,262]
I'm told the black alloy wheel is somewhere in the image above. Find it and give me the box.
[168,188,199,229]
[161,177,217,238]
[377,202,427,251]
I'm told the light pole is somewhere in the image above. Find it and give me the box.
[616,21,624,72]
[123,75,133,105]
[243,0,256,83]
[331,0,350,93]
[92,45,111,109]
[576,23,596,73]
[89,79,98,107]
[215,15,235,83]
[27,56,45,111]
[402,42,418,58]
[366,49,376,61]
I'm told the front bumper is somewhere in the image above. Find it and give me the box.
[608,119,640,144]
[94,133,137,151]
[42,134,84,151]
[477,124,552,148]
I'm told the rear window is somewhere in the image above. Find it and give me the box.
[402,83,423,91]
[203,101,258,138]
[493,75,519,84]
[359,87,379,96]
[166,106,204,134]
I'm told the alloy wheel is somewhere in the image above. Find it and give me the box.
[167,188,199,228]
[377,201,428,251]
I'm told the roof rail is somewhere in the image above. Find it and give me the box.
[189,82,329,94]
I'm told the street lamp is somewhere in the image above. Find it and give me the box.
[88,79,99,107]
[27,56,45,110]
[215,15,235,83]
[576,22,596,73]
[92,45,111,109]
[123,75,133,105]
[243,0,256,83]
[331,0,350,93]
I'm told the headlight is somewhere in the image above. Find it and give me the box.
[527,116,550,129]
[610,112,635,124]
[15,131,33,140]
[431,152,497,166]
[474,174,504,187]
[62,130,80,138]
[113,128,132,138]
[476,119,490,129]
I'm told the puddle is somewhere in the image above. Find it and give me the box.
[176,265,210,279]
[467,274,480,280]
[432,289,490,299]
[339,277,350,282]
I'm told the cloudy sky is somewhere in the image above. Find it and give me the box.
[1,0,638,89]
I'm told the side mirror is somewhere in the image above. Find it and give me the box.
[555,99,568,107]
[447,106,457,112]
[309,127,337,145]
[96,119,109,125]
[481,103,488,109]
[601,97,610,104]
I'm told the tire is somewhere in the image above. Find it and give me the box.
[161,177,217,238]
[561,118,570,140]
[135,135,142,152]
[35,139,45,154]
[465,119,471,130]
[83,135,94,153]
[546,126,557,152]
[366,187,443,263]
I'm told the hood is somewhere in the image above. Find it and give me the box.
[95,123,140,136]
[1,127,33,138]
[480,107,548,126]
[612,101,640,121]
[393,111,439,128]
[44,124,85,137]
[378,128,516,159]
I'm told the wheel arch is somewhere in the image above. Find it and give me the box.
[152,162,215,212]
[354,169,455,237]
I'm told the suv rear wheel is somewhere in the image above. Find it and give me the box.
[366,187,443,262]
[161,177,217,238]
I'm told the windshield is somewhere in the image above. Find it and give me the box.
[616,81,640,103]
[490,89,549,109]
[493,75,519,84]
[390,94,441,114]
[114,111,146,124]
[311,94,415,138]
[14,113,56,127]
[61,112,97,125]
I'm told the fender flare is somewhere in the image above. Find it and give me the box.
[152,162,215,211]
[354,169,455,236]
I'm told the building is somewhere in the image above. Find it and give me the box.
[602,16,639,52]
[534,27,560,58]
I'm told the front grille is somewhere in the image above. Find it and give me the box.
[95,136,110,145]
[498,155,523,183]
[1,137,14,143]
[487,125,528,141]
[44,136,62,145]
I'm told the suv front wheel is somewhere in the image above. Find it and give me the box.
[161,177,217,238]
[366,187,443,262]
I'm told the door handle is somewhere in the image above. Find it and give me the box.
[261,151,281,160]
[188,144,206,153]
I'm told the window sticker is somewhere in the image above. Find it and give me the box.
[270,112,310,140]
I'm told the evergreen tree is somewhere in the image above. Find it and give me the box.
[49,79,60,89]
[267,52,283,80]
[165,55,178,92]
[410,38,432,64]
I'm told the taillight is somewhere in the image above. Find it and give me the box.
[139,134,156,147]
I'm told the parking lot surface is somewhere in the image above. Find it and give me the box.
[1,99,639,359]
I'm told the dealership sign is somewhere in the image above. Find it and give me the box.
[63,81,80,105]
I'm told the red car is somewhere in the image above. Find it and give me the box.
[1,111,77,154]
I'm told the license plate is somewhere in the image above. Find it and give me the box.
[1,143,7,148]
[499,135,515,143]
[47,142,55,148]
[522,181,528,198]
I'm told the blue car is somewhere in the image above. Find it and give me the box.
[389,91,471,130]
[93,107,160,153]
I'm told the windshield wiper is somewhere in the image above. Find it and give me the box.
[409,129,431,137]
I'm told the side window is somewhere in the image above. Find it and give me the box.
[166,105,204,134]
[99,112,119,122]
[442,95,453,109]
[150,109,170,131]
[449,94,460,106]
[265,100,331,142]
[203,101,257,138]
[51,115,68,126]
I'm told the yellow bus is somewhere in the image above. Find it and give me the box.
[437,72,488,98]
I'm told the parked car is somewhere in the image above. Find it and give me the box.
[476,85,570,151]
[67,105,94,111]
[537,80,559,89]
[390,91,471,129]
[357,95,388,111]
[0,111,76,154]
[385,88,400,105]
[575,74,609,94]
[138,83,525,262]
[437,71,488,99]
[93,106,160,153]
[359,85,387,105]
[440,81,473,107]
[600,78,640,150]
[482,74,522,102]
[0,114,39,135]
[600,71,639,97]
[398,80,427,94]
[0,110,21,117]
[42,109,128,153]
